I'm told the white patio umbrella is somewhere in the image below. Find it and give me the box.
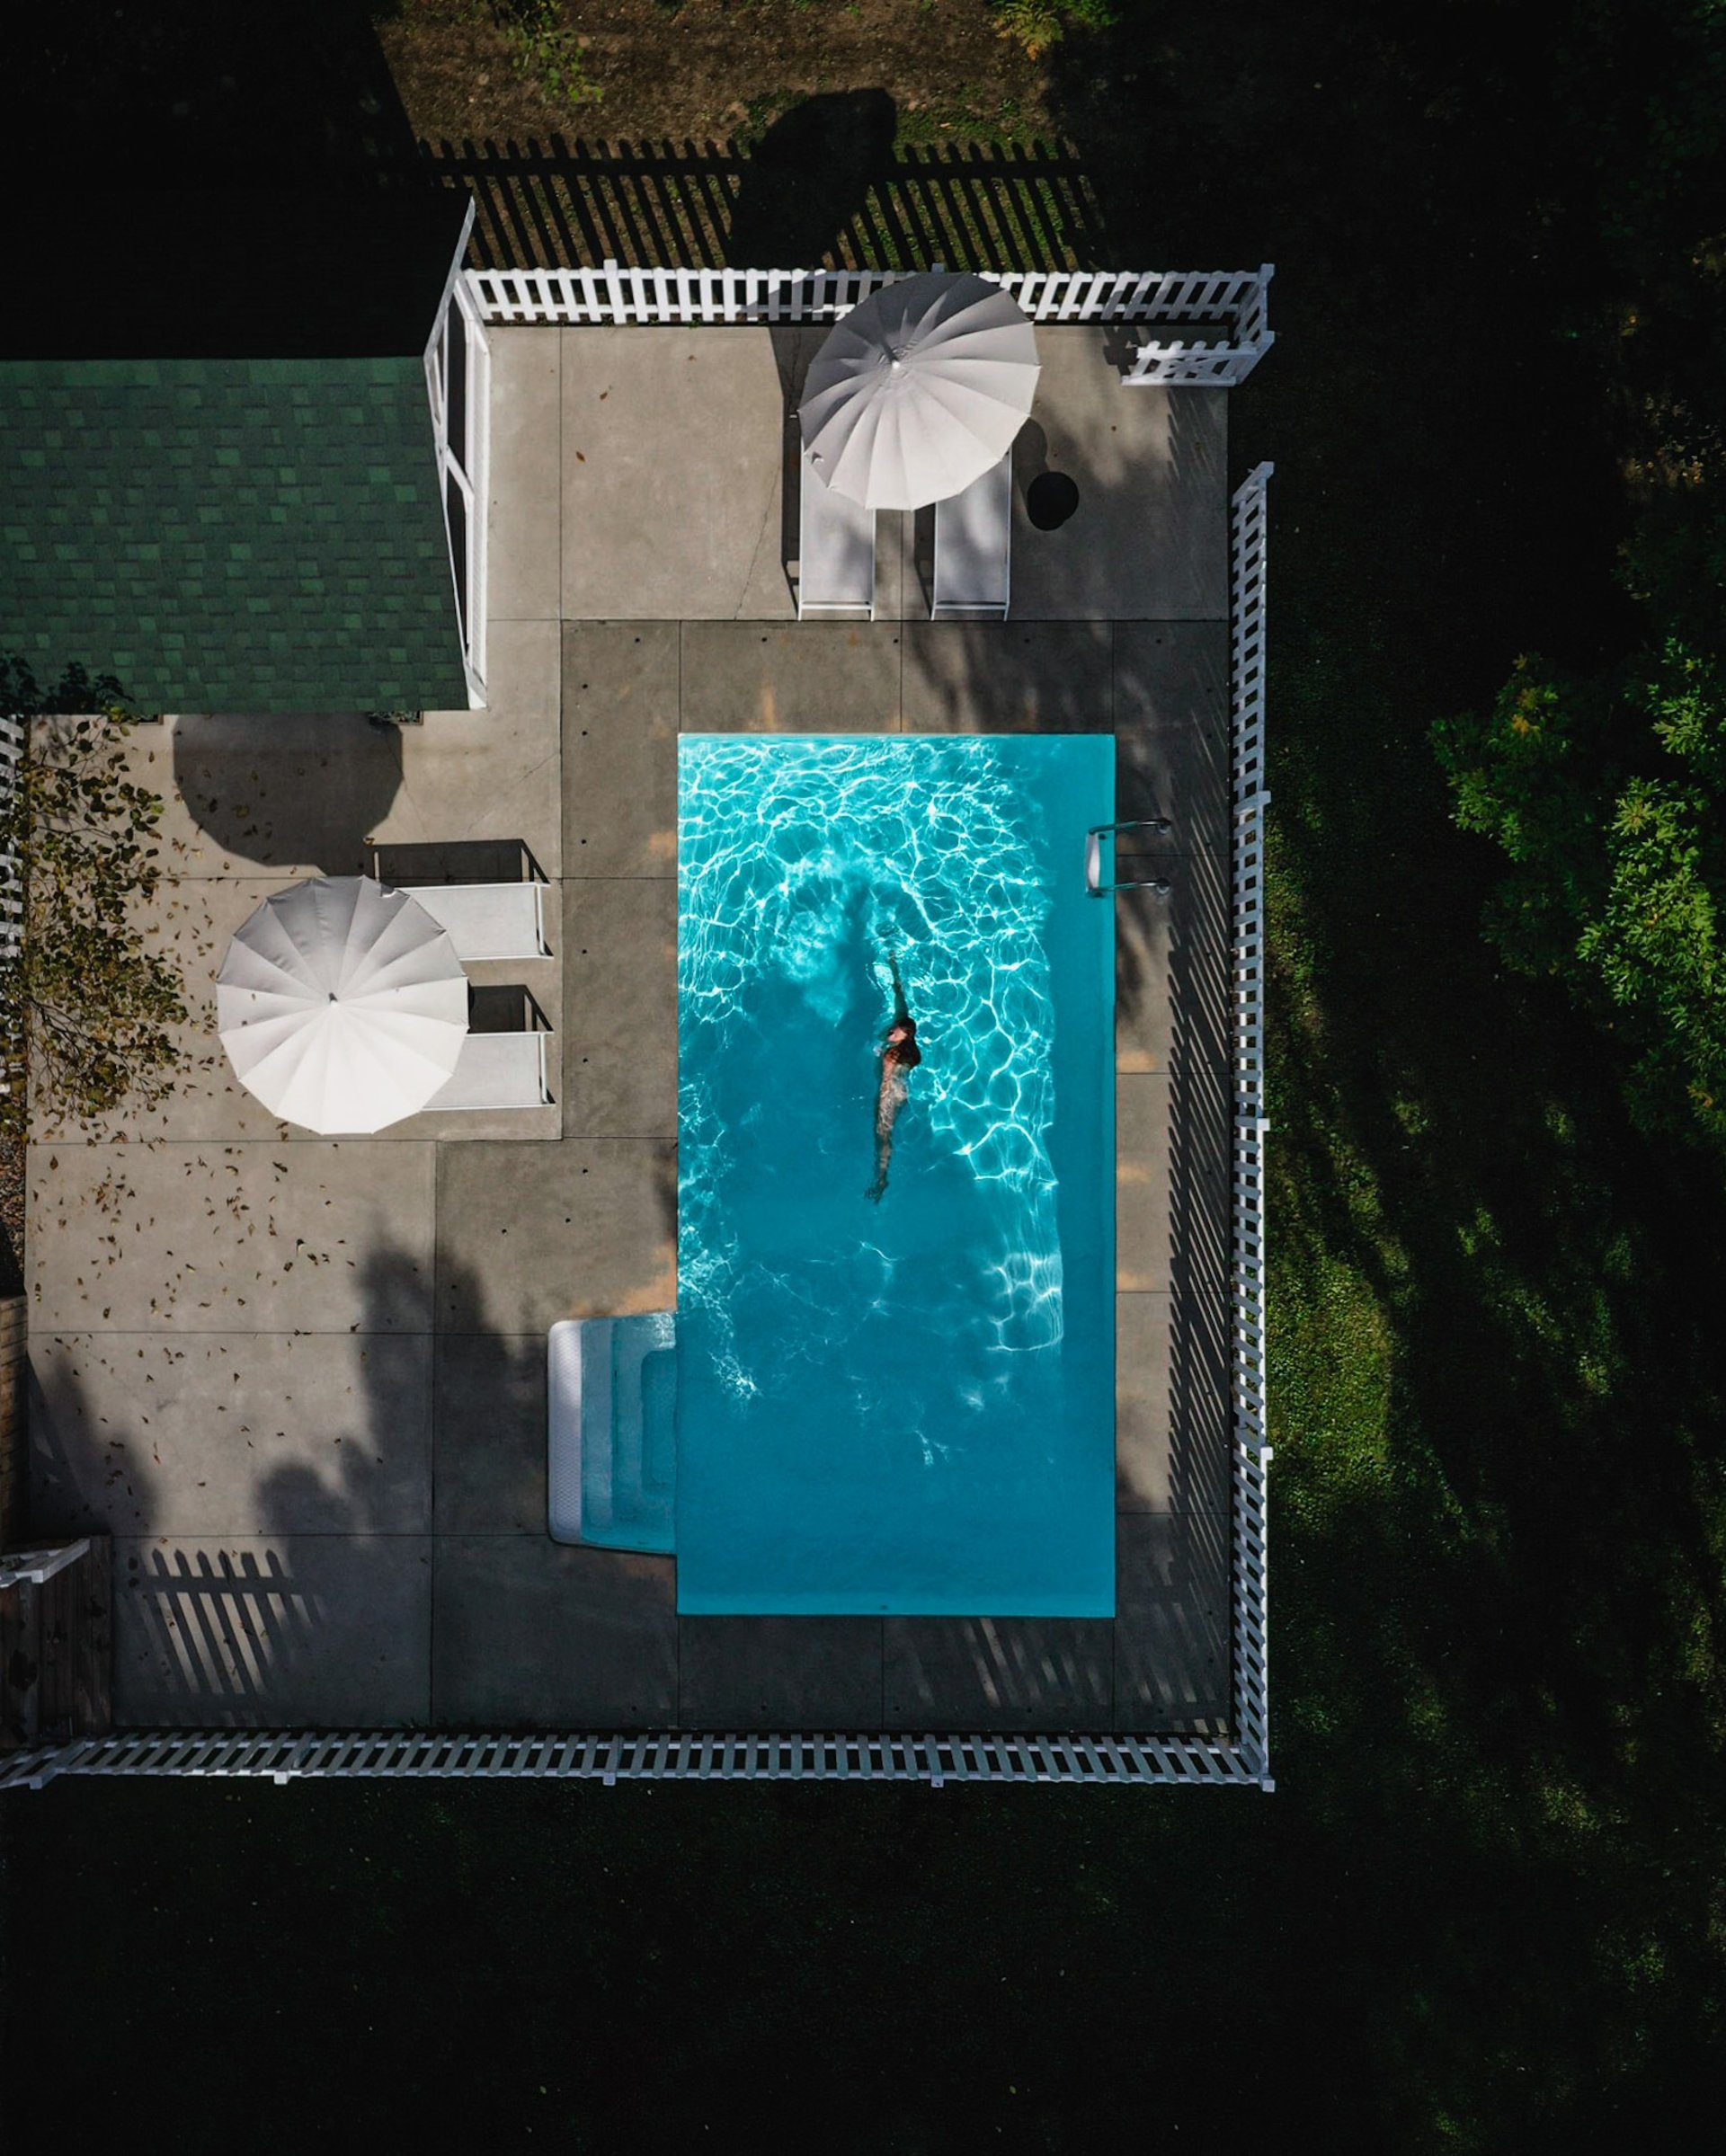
[797,271,1041,510]
[218,875,467,1134]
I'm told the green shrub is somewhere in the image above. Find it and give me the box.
[991,0,1117,62]
[1435,621,1726,1145]
[491,0,601,108]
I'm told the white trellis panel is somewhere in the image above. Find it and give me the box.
[1120,264,1277,386]
[0,1726,1267,1791]
[1230,460,1274,1784]
[0,714,23,965]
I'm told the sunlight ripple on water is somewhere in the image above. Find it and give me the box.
[678,736,1064,1400]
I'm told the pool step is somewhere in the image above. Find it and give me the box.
[547,1315,678,1554]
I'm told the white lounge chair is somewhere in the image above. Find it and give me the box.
[931,452,1012,619]
[547,1314,677,1551]
[426,1030,551,1111]
[797,447,876,618]
[395,880,549,963]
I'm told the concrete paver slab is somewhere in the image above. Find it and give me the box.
[1113,620,1231,839]
[678,1617,884,1731]
[1117,1071,1167,1294]
[1116,869,1232,1077]
[106,711,406,881]
[1166,1271,1233,1518]
[432,1333,547,1533]
[1113,1512,1231,1733]
[35,875,298,1148]
[1115,1291,1231,1517]
[29,1330,432,1538]
[540,326,1224,626]
[112,1534,432,1727]
[28,1141,436,1334]
[35,869,562,1149]
[387,943,564,1144]
[883,1617,1115,1731]
[1117,1071,1229,1294]
[1168,1055,1233,1294]
[678,621,903,732]
[377,617,564,877]
[561,326,792,620]
[487,326,561,622]
[901,620,1112,733]
[561,879,677,1138]
[436,1137,677,1335]
[1010,359,1227,621]
[1117,1291,1170,1513]
[432,1535,676,1726]
[563,621,680,876]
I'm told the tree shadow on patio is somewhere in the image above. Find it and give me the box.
[25,1238,443,1728]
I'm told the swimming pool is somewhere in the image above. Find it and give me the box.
[676,733,1116,1616]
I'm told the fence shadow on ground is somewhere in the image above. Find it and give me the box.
[401,132,1109,275]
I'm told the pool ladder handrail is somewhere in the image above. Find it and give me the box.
[1085,819,1172,897]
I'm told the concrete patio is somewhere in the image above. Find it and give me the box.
[26,324,1234,1736]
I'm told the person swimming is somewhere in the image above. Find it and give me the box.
[867,954,921,1203]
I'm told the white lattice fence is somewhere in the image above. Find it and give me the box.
[0,1726,1267,1791]
[1117,264,1276,386]
[0,715,22,965]
[463,262,1273,383]
[1230,461,1274,1783]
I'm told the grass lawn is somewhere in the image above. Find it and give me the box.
[4,4,1725,2147]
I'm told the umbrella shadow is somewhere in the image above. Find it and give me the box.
[171,712,404,875]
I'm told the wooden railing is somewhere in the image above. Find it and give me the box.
[1230,461,1275,1785]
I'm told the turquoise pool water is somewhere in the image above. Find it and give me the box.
[676,733,1115,1616]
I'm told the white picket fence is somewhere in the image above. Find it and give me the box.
[1230,461,1275,1784]
[462,261,1275,384]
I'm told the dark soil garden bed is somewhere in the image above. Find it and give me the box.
[378,0,1052,146]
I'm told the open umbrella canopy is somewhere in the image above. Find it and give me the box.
[797,271,1040,510]
[218,875,467,1134]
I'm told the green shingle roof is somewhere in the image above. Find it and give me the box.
[1,353,470,714]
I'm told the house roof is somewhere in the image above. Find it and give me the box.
[0,191,475,714]
[1,355,470,714]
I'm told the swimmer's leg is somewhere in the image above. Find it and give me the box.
[887,950,912,1028]
[867,1067,903,1201]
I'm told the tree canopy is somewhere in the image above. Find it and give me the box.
[1436,574,1726,1143]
